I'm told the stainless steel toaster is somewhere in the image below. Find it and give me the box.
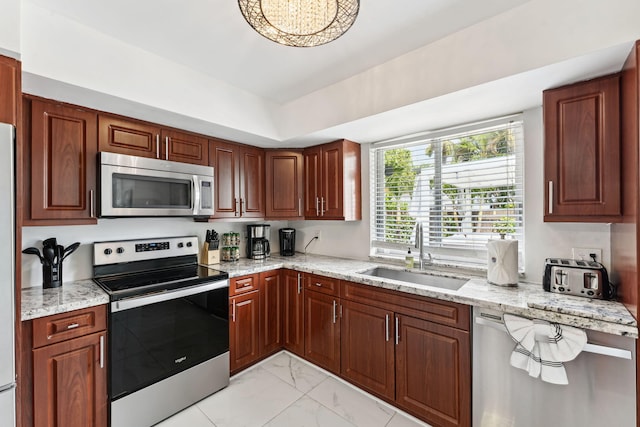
[543,258,612,299]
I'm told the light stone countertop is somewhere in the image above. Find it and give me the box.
[21,253,639,338]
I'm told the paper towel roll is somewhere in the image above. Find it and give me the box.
[487,239,518,286]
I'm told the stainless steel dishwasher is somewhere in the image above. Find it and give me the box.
[473,307,636,427]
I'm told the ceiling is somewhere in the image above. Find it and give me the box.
[21,0,639,147]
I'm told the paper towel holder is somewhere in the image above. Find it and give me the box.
[487,235,519,287]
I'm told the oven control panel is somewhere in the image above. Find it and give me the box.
[94,236,199,265]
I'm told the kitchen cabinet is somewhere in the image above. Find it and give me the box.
[25,97,98,225]
[303,139,361,220]
[229,283,260,373]
[30,305,107,427]
[265,150,304,219]
[260,270,282,356]
[341,299,395,400]
[283,269,304,356]
[543,74,621,222]
[304,275,341,374]
[341,280,471,427]
[0,55,20,126]
[98,114,208,165]
[209,139,265,219]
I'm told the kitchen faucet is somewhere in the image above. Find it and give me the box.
[414,222,432,270]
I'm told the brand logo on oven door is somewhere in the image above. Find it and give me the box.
[175,356,187,364]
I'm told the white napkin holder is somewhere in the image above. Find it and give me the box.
[487,238,518,286]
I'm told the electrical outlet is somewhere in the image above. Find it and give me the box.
[313,230,321,240]
[572,247,602,263]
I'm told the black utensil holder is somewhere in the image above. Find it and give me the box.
[43,262,62,289]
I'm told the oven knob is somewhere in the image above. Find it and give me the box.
[116,247,125,254]
[178,242,184,248]
[186,242,193,247]
[587,290,595,296]
[104,248,112,255]
[558,286,565,292]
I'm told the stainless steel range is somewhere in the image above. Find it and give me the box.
[93,236,229,427]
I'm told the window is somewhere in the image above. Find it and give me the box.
[371,115,524,268]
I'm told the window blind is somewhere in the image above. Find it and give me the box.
[370,115,524,267]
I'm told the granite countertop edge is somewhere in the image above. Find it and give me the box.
[21,253,639,338]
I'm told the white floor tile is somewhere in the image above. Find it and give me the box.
[260,352,328,393]
[264,396,357,427]
[386,412,432,427]
[153,405,215,427]
[307,377,395,427]
[196,366,303,427]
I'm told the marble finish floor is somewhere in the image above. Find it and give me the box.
[156,351,431,427]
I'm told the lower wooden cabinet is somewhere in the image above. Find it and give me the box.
[341,300,395,400]
[395,314,470,427]
[27,305,107,427]
[260,270,282,355]
[229,289,260,373]
[283,269,304,356]
[304,289,341,374]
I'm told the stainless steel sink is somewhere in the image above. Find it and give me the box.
[359,267,467,291]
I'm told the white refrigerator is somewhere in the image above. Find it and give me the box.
[0,122,16,427]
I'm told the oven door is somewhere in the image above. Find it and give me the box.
[108,280,229,401]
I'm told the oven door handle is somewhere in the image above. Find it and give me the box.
[111,279,229,312]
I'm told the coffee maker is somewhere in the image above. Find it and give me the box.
[247,224,271,260]
[279,228,296,256]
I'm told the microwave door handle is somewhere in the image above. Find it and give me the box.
[192,176,200,215]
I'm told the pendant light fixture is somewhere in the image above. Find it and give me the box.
[238,0,359,47]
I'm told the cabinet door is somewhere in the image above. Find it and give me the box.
[543,74,621,221]
[283,270,304,356]
[320,140,344,219]
[304,290,340,374]
[98,114,161,159]
[161,129,209,166]
[395,314,470,427]
[260,270,282,355]
[0,55,20,125]
[29,100,97,223]
[239,146,265,218]
[265,150,304,219]
[303,146,322,218]
[33,331,107,427]
[229,291,260,373]
[341,300,395,400]
[210,139,239,218]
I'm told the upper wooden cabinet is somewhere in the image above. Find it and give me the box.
[303,139,361,220]
[543,74,621,222]
[265,150,304,219]
[0,55,20,126]
[209,139,264,219]
[98,114,208,165]
[25,97,98,225]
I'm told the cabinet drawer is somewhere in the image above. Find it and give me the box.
[32,305,107,348]
[305,274,339,296]
[230,274,259,295]
[342,281,470,331]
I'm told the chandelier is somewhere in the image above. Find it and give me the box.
[238,0,360,47]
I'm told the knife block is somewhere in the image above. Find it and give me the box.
[201,246,220,265]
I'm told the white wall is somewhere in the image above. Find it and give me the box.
[0,0,20,56]
[296,107,612,284]
[22,219,288,288]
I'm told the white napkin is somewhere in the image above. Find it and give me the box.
[503,314,587,385]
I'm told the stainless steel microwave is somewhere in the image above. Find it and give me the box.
[99,152,214,217]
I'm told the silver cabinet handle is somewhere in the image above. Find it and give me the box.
[315,282,322,287]
[385,314,390,342]
[332,300,337,324]
[298,198,302,216]
[239,198,243,216]
[67,323,80,330]
[165,136,169,160]
[99,335,105,369]
[321,197,325,216]
[395,316,399,345]
[297,273,302,294]
[315,197,319,216]
[89,189,95,218]
[232,299,237,322]
[234,198,239,216]
[548,181,553,214]
[156,134,160,159]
